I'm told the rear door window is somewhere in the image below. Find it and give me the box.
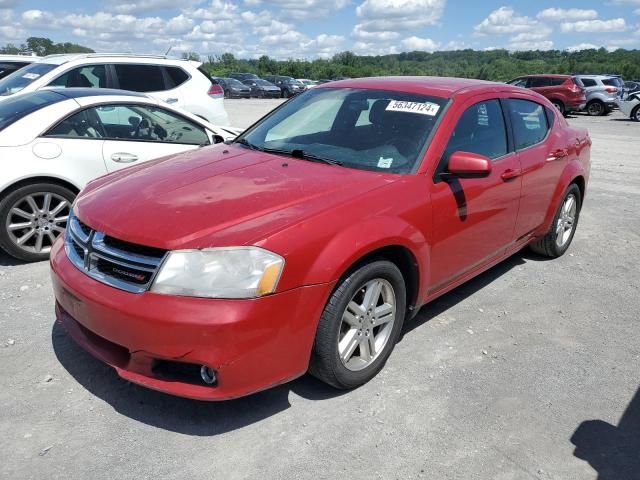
[580,78,597,87]
[550,78,567,86]
[507,99,549,150]
[48,65,107,88]
[444,99,508,161]
[114,64,165,92]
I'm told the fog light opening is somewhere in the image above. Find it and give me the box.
[200,366,217,385]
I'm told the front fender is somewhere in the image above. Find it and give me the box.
[301,215,429,291]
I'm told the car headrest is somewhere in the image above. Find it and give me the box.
[369,99,391,125]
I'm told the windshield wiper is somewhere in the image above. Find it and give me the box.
[234,138,263,150]
[288,149,343,166]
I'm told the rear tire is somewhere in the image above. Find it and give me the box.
[632,106,640,122]
[0,183,75,262]
[529,184,581,258]
[309,260,406,389]
[587,100,605,116]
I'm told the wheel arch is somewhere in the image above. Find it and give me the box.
[0,175,81,199]
[537,163,586,236]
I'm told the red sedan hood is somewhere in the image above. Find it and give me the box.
[76,145,399,249]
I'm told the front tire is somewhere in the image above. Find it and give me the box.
[529,183,581,258]
[309,260,406,389]
[632,106,640,122]
[0,183,75,262]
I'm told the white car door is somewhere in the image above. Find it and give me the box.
[91,104,210,172]
[38,109,108,185]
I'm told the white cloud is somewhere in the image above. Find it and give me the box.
[536,8,598,21]
[259,0,349,19]
[560,18,626,33]
[508,40,554,50]
[474,7,538,35]
[352,24,399,40]
[354,0,445,36]
[566,43,600,51]
[401,36,440,51]
[109,0,199,14]
[352,41,399,56]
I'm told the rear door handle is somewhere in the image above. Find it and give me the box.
[501,169,521,181]
[165,98,178,104]
[548,148,568,160]
[111,152,139,163]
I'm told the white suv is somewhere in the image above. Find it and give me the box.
[0,54,229,126]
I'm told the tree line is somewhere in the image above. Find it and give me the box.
[2,37,639,81]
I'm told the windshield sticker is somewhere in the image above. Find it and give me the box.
[377,156,393,168]
[385,100,440,116]
[22,73,40,80]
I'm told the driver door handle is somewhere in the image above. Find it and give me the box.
[165,98,178,104]
[548,148,568,160]
[111,152,138,163]
[501,168,521,181]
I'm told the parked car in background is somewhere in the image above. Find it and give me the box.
[297,79,318,89]
[317,79,333,84]
[262,75,304,97]
[573,75,622,116]
[0,88,240,261]
[507,74,586,116]
[241,78,281,98]
[213,77,251,98]
[50,77,590,401]
[229,73,260,82]
[0,54,230,126]
[617,91,640,121]
[0,55,38,80]
[624,80,640,97]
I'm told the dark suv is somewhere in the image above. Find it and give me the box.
[262,75,304,97]
[507,75,586,116]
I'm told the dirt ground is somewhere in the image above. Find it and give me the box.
[1,100,638,480]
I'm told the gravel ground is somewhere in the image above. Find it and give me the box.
[1,100,639,480]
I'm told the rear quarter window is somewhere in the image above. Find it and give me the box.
[165,67,189,89]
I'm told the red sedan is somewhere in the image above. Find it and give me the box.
[50,77,591,400]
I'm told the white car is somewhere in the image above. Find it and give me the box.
[0,54,38,80]
[296,78,318,89]
[0,53,229,126]
[0,88,240,261]
[617,92,640,121]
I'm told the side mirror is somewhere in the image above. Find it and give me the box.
[442,151,492,181]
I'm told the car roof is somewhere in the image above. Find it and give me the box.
[0,55,39,62]
[319,76,508,98]
[517,74,571,79]
[34,54,201,67]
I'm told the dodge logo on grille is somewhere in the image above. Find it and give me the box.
[111,267,146,282]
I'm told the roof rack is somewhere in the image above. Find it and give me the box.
[43,53,170,60]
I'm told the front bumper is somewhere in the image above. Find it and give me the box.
[50,239,332,400]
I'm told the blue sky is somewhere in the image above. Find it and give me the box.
[0,0,639,59]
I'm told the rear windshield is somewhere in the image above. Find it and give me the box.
[0,90,64,130]
[0,63,57,96]
[602,78,623,87]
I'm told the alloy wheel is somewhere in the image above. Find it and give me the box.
[555,193,577,248]
[338,278,396,371]
[587,102,603,116]
[5,192,70,255]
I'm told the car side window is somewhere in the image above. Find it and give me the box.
[44,109,105,139]
[580,78,597,87]
[93,104,209,145]
[114,64,165,92]
[165,67,189,89]
[48,65,107,89]
[507,99,549,150]
[530,77,551,88]
[508,78,528,88]
[443,99,508,161]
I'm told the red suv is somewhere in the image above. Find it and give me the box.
[507,75,586,116]
[51,77,591,400]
